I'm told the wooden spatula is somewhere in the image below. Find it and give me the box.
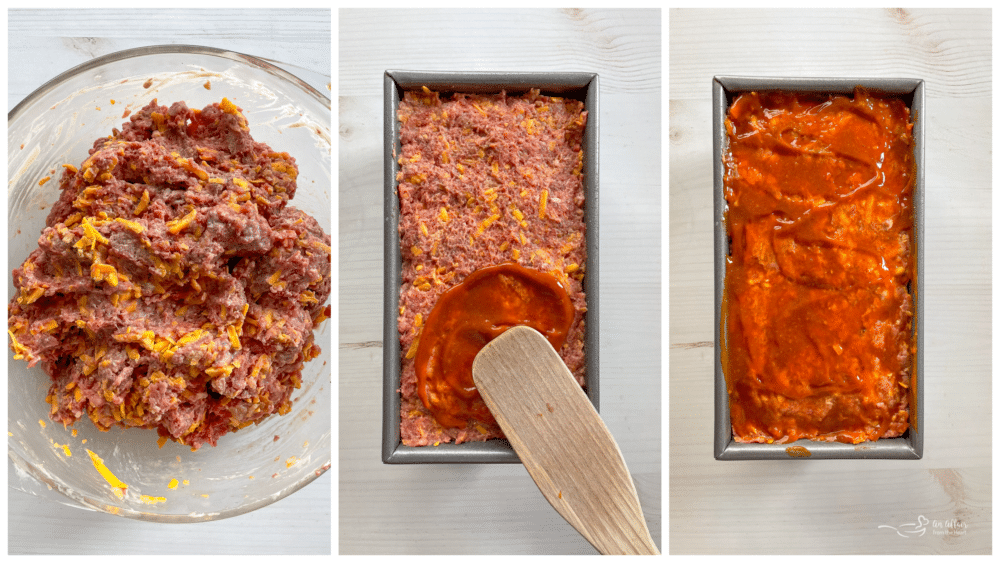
[472,325,659,555]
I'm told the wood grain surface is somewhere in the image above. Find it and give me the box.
[339,8,661,555]
[7,8,331,555]
[669,8,990,555]
[473,326,658,555]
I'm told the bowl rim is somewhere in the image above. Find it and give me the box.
[7,44,332,522]
[8,43,330,123]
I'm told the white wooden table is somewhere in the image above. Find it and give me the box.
[7,8,331,554]
[339,8,662,554]
[669,8,990,554]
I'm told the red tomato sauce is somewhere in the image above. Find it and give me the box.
[415,263,575,428]
[723,89,914,444]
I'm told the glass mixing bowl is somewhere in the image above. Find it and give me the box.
[8,45,331,522]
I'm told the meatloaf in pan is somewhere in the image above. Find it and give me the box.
[713,76,924,460]
[383,71,599,464]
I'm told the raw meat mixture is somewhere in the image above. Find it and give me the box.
[9,99,331,450]
[397,87,588,446]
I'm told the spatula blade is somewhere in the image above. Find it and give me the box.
[472,326,658,555]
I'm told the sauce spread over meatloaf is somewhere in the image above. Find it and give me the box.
[416,263,575,428]
[397,87,587,446]
[723,89,914,444]
[9,99,331,450]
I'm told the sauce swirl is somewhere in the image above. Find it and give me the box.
[416,263,575,428]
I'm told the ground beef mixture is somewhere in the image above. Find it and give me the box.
[397,87,588,446]
[723,89,913,444]
[9,99,331,450]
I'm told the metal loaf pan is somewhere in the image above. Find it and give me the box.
[383,70,600,464]
[713,76,924,460]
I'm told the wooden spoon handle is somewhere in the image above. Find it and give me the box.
[472,326,659,555]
